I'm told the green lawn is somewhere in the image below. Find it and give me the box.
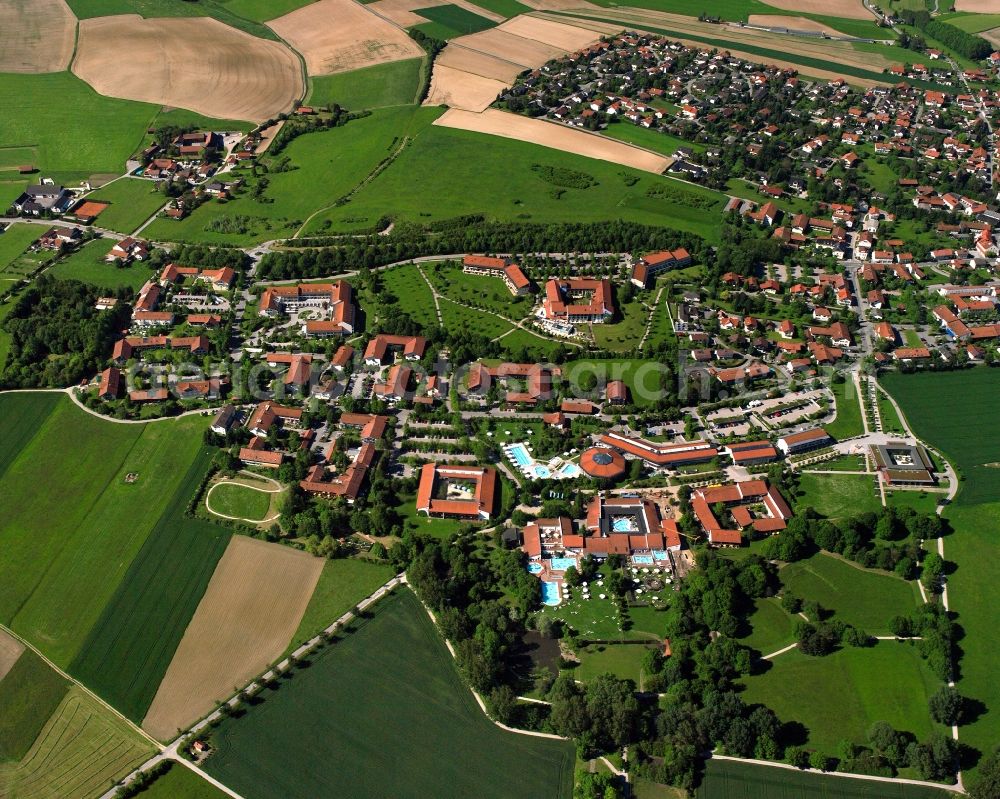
[884,490,940,516]
[85,177,168,234]
[0,646,69,762]
[0,223,42,281]
[70,449,232,724]
[592,298,649,353]
[814,454,867,472]
[794,473,881,518]
[440,297,515,339]
[425,261,526,317]
[601,123,705,157]
[826,378,864,440]
[736,597,798,656]
[303,118,726,243]
[0,395,210,668]
[308,58,424,111]
[284,557,395,656]
[368,264,440,329]
[497,327,566,360]
[739,642,940,754]
[412,4,497,38]
[205,589,575,798]
[881,370,1000,507]
[145,106,432,245]
[539,566,655,642]
[48,238,154,290]
[779,553,921,633]
[132,762,229,799]
[696,758,951,798]
[207,482,273,521]
[0,686,155,799]
[562,359,673,408]
[395,491,469,539]
[572,642,654,686]
[876,392,905,435]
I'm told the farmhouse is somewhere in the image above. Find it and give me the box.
[37,226,81,250]
[462,255,531,295]
[542,278,614,323]
[415,464,497,520]
[692,479,792,546]
[13,184,73,215]
[108,237,149,263]
[364,334,426,365]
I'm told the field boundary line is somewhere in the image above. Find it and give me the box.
[708,753,965,793]
[0,621,163,752]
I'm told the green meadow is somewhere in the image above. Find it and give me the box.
[48,238,154,291]
[64,0,279,38]
[412,4,497,39]
[136,763,230,799]
[308,59,425,111]
[206,589,575,799]
[85,177,168,234]
[0,647,69,762]
[794,472,882,518]
[736,597,798,656]
[207,482,273,521]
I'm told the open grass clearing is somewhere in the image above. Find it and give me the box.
[779,552,921,633]
[794,472,882,518]
[70,448,232,723]
[739,641,941,754]
[84,177,168,234]
[592,297,650,353]
[48,237,154,290]
[206,481,276,522]
[142,536,323,740]
[563,358,673,408]
[572,642,655,686]
[601,123,705,157]
[0,685,155,799]
[0,646,69,762]
[307,58,424,111]
[304,118,725,242]
[425,260,527,316]
[736,596,798,655]
[826,377,864,440]
[394,490,470,539]
[0,396,210,668]
[373,263,440,329]
[497,326,568,359]
[440,297,515,338]
[0,223,44,277]
[205,588,575,798]
[283,557,396,657]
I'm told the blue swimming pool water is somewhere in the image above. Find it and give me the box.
[612,518,635,532]
[558,463,581,478]
[533,465,552,479]
[549,556,577,571]
[632,554,654,565]
[509,444,531,467]
[542,581,560,606]
[652,550,668,560]
[527,562,543,574]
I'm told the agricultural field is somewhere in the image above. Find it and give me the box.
[793,472,882,518]
[0,686,155,799]
[0,0,75,74]
[142,536,324,740]
[465,0,532,16]
[939,12,1000,32]
[0,392,61,479]
[412,3,497,39]
[601,123,705,158]
[695,757,952,798]
[135,763,231,799]
[0,395,209,668]
[779,553,921,633]
[736,597,798,656]
[70,448,232,723]
[0,646,69,762]
[739,642,940,754]
[220,0,318,21]
[302,117,726,241]
[48,238,153,290]
[284,557,396,656]
[204,588,575,799]
[83,177,168,234]
[63,0,280,39]
[0,223,45,283]
[307,58,424,110]
[145,106,433,245]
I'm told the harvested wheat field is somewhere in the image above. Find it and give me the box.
[746,14,844,36]
[141,537,323,740]
[269,0,425,76]
[367,0,438,27]
[437,45,527,82]
[0,629,25,684]
[499,13,605,50]
[754,0,871,17]
[983,27,1000,48]
[435,108,672,172]
[73,15,302,122]
[426,64,511,110]
[0,0,76,74]
[519,0,600,10]
[955,0,999,10]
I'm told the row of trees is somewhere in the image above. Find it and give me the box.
[898,11,993,60]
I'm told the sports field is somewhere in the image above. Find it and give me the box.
[794,472,882,518]
[0,395,209,668]
[205,588,575,798]
[0,647,69,762]
[83,177,168,234]
[0,686,155,799]
[70,449,232,723]
[739,642,940,754]
[695,758,951,798]
[303,116,726,241]
[308,58,424,110]
[48,238,153,290]
[779,553,921,633]
[284,558,396,656]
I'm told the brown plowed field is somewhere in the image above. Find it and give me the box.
[268,0,426,76]
[141,537,323,740]
[0,630,24,684]
[0,0,76,74]
[72,15,302,122]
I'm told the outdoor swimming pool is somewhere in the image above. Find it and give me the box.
[557,463,581,478]
[527,562,543,574]
[652,550,668,560]
[612,518,636,532]
[632,554,654,565]
[542,582,560,606]
[533,465,552,479]
[509,444,531,467]
[549,557,577,571]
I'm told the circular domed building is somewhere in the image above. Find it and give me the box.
[579,447,626,480]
